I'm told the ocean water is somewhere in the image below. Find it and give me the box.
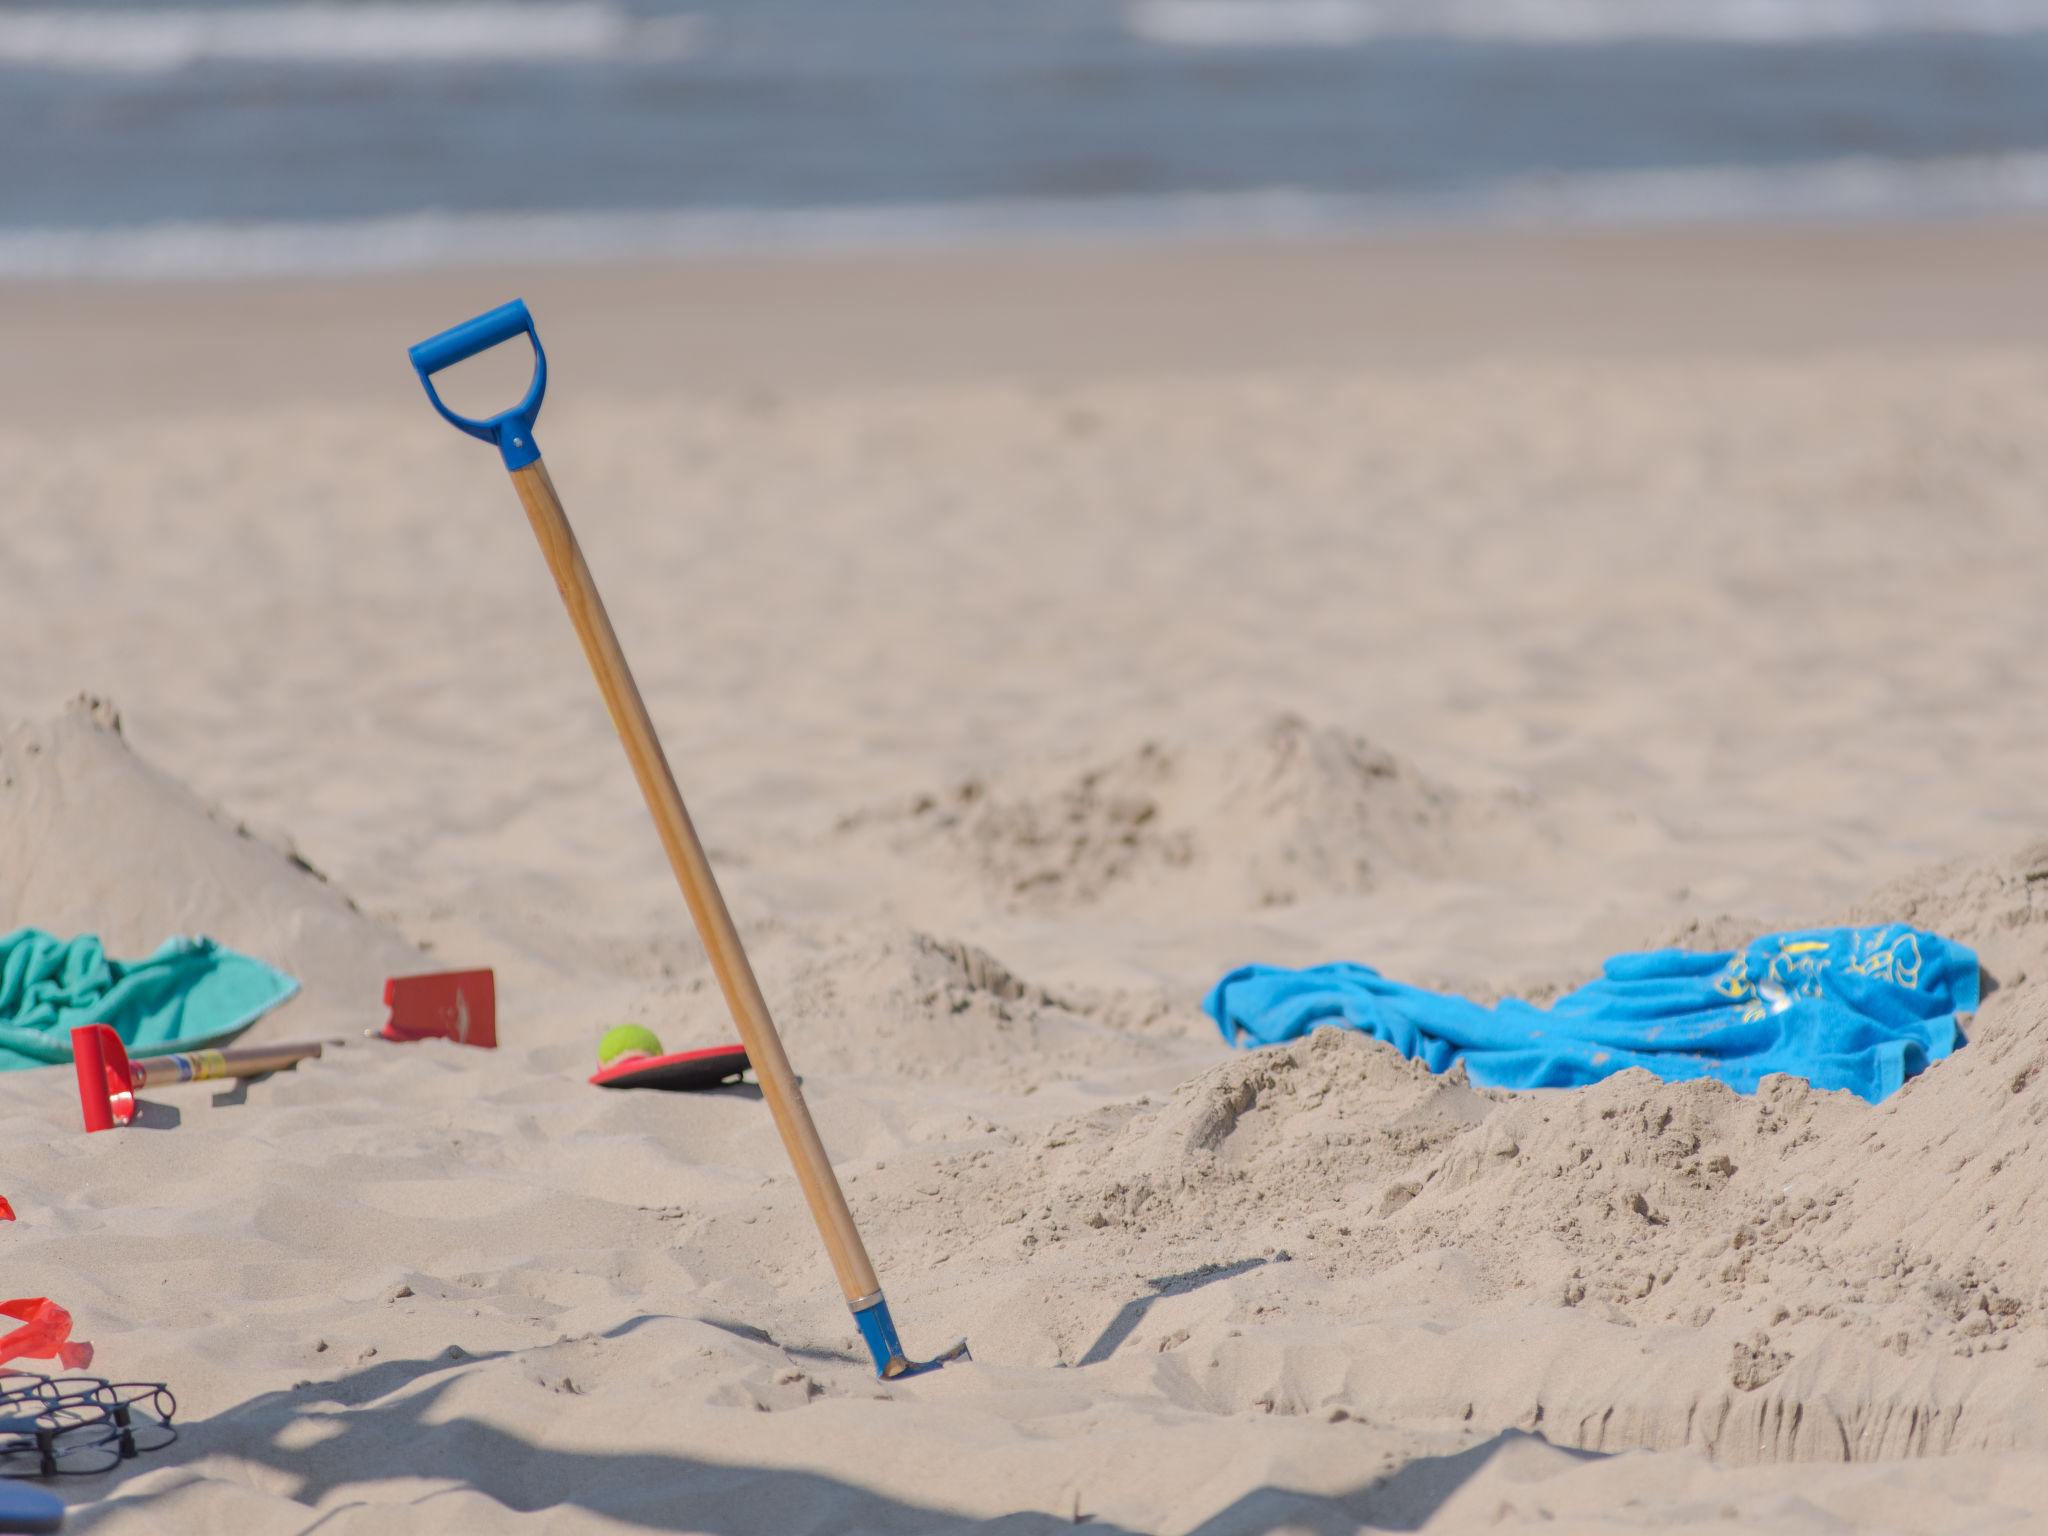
[9,0,2048,278]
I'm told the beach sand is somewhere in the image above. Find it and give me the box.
[7,222,2048,1532]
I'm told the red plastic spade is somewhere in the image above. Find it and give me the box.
[382,969,496,1047]
[590,1044,750,1092]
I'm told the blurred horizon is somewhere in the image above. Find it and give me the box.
[11,0,2048,280]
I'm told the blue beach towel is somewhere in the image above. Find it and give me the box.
[1205,925,1974,1104]
[0,928,299,1072]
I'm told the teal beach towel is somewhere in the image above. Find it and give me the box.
[1206,925,1975,1105]
[0,929,300,1071]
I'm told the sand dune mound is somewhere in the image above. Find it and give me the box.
[1854,841,2048,977]
[875,859,2048,1457]
[844,713,1474,909]
[757,928,1197,1089]
[0,696,418,1027]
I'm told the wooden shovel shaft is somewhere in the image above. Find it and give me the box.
[508,460,882,1307]
[130,1041,325,1089]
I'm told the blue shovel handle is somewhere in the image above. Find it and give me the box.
[407,298,547,471]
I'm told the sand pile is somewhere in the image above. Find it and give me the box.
[842,712,1495,911]
[0,696,419,1029]
[755,928,1196,1091]
[818,845,2048,1466]
[1855,840,2048,977]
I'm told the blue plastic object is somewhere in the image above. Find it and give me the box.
[852,1294,907,1377]
[0,1479,63,1534]
[407,299,547,471]
[850,1293,969,1380]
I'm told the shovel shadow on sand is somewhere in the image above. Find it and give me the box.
[64,1329,1135,1536]
[1077,1257,1268,1367]
[697,1315,865,1367]
[65,1318,1605,1535]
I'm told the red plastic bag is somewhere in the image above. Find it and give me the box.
[0,1299,92,1370]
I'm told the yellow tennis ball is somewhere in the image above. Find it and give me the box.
[599,1023,663,1067]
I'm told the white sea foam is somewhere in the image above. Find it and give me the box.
[0,4,699,73]
[5,153,2048,283]
[1128,0,2048,47]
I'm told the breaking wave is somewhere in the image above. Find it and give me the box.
[0,4,699,73]
[1128,0,2048,47]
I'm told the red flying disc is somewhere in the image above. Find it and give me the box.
[590,1044,750,1092]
